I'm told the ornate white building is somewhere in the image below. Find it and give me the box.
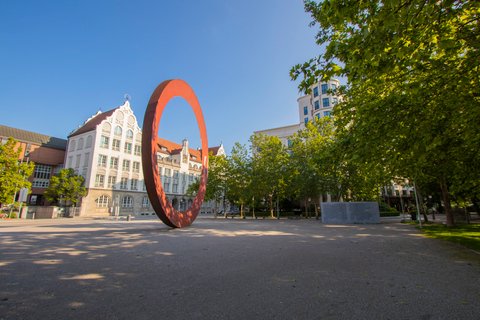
[65,100,225,217]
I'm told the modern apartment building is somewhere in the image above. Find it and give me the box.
[65,100,225,217]
[254,79,341,147]
[0,125,67,205]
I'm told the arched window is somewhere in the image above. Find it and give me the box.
[142,196,149,208]
[86,135,93,148]
[96,195,110,207]
[126,129,133,139]
[114,126,122,136]
[69,140,76,151]
[77,138,84,150]
[122,196,133,208]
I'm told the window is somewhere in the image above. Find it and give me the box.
[122,160,130,171]
[96,195,110,207]
[98,155,107,167]
[333,98,338,105]
[165,168,171,176]
[173,170,179,178]
[131,179,138,190]
[112,139,120,151]
[173,184,178,193]
[321,84,328,94]
[316,114,321,119]
[303,106,308,115]
[108,176,116,188]
[110,157,118,169]
[84,153,90,167]
[122,196,133,208]
[75,155,81,168]
[126,130,133,139]
[114,126,122,136]
[34,164,52,179]
[120,177,128,189]
[25,144,31,156]
[32,180,49,188]
[143,181,146,191]
[331,84,337,90]
[95,174,105,187]
[134,145,141,156]
[142,197,149,208]
[164,182,170,192]
[125,142,132,154]
[77,138,84,150]
[100,136,109,148]
[189,174,193,181]
[304,117,308,124]
[324,111,331,117]
[323,98,330,108]
[133,162,140,173]
[313,87,319,97]
[314,101,319,110]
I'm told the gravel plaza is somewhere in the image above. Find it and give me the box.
[1,215,479,319]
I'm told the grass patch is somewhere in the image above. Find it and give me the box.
[417,224,480,253]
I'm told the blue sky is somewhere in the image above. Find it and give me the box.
[1,0,321,153]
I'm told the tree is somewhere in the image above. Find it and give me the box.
[289,117,383,218]
[185,152,229,217]
[226,143,252,218]
[0,137,34,205]
[250,134,289,218]
[291,0,480,226]
[44,168,86,206]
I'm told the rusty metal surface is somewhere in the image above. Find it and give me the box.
[142,80,208,228]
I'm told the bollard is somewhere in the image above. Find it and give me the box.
[127,215,131,221]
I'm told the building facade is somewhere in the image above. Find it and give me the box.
[0,125,67,206]
[66,101,225,217]
[298,78,341,127]
[255,79,341,147]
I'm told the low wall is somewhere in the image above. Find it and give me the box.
[321,202,380,224]
[35,206,57,219]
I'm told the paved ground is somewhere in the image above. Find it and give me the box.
[1,215,479,319]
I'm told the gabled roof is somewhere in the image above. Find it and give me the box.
[208,146,220,155]
[0,125,67,150]
[68,108,116,138]
[156,137,202,162]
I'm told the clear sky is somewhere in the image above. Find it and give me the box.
[1,0,321,153]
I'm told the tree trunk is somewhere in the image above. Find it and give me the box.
[315,198,319,220]
[214,199,217,219]
[439,179,455,227]
[277,194,280,219]
[416,186,429,223]
[269,195,274,218]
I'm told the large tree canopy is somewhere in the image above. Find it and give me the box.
[291,0,480,226]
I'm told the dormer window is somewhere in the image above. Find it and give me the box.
[114,126,122,136]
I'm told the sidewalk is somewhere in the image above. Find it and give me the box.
[1,217,479,319]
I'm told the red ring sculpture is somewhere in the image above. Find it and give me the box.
[142,79,208,228]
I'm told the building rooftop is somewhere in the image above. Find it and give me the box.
[68,108,117,138]
[0,125,67,150]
